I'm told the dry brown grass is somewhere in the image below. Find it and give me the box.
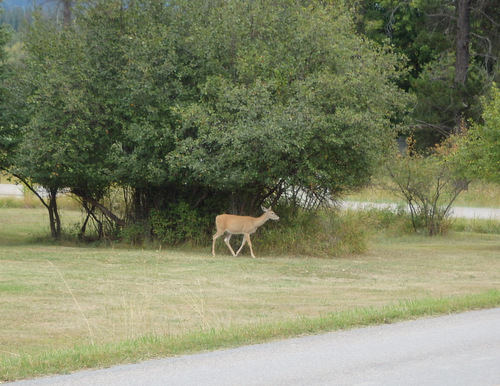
[1,208,499,361]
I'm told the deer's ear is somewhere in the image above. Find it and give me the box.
[261,205,269,212]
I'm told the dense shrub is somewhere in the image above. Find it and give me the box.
[149,202,212,246]
[251,207,368,258]
[384,137,468,236]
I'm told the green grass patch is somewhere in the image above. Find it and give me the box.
[2,290,498,382]
[452,218,500,234]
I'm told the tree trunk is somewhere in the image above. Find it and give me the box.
[62,0,72,26]
[75,193,126,227]
[455,0,471,86]
[12,175,62,239]
[454,0,471,132]
[48,188,61,239]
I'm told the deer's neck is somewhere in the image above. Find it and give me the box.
[254,213,270,228]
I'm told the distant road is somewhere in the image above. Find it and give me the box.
[2,184,499,220]
[0,183,23,198]
[12,308,500,386]
[341,201,500,220]
[0,184,62,199]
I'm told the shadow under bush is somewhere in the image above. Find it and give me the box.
[149,202,213,247]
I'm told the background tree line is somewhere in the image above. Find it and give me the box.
[0,0,498,241]
[356,0,499,147]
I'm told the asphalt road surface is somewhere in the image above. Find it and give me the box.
[341,201,500,220]
[12,308,500,386]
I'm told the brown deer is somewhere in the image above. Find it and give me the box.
[212,206,279,258]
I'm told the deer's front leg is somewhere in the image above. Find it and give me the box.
[235,234,248,256]
[245,234,256,258]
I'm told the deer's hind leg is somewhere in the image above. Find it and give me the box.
[223,233,237,256]
[212,230,225,256]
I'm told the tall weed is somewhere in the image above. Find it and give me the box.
[255,207,367,258]
[451,218,500,234]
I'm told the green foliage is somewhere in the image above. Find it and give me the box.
[354,0,500,147]
[0,10,9,64]
[7,13,111,196]
[410,54,486,147]
[456,84,500,184]
[0,5,13,162]
[170,1,411,202]
[356,0,445,87]
[3,0,413,240]
[149,202,211,246]
[0,5,32,34]
[119,222,146,246]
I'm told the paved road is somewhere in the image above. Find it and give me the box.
[12,308,500,386]
[341,201,500,220]
[0,183,23,198]
[2,184,500,220]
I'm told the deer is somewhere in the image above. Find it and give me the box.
[212,206,279,258]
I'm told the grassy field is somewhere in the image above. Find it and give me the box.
[0,207,499,381]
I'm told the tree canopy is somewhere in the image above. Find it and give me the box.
[354,0,500,147]
[456,83,500,184]
[0,0,413,238]
[1,0,497,241]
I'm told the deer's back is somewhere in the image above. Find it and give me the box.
[216,214,256,234]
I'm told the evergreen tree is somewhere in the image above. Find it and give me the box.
[355,0,499,147]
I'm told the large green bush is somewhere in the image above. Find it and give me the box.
[3,0,411,239]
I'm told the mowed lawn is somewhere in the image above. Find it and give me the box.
[1,208,499,360]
